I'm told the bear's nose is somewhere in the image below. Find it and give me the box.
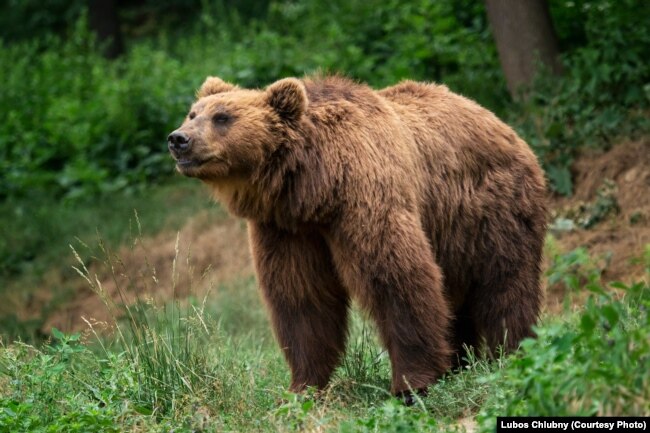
[167,131,192,154]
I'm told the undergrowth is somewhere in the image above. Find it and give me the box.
[1,0,648,198]
[71,231,214,416]
[1,233,648,431]
[478,279,650,432]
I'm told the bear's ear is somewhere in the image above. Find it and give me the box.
[196,76,237,98]
[266,78,307,121]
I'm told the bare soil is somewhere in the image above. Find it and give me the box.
[40,138,650,332]
[44,211,253,332]
[553,139,649,277]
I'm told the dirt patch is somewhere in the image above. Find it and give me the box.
[545,138,650,310]
[551,138,650,278]
[554,138,650,223]
[44,211,254,332]
[457,416,478,432]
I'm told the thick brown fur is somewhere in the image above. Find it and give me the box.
[168,75,547,395]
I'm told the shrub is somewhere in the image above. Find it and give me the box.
[513,0,650,194]
[0,1,507,199]
[0,19,194,199]
[1,0,648,198]
[478,253,650,431]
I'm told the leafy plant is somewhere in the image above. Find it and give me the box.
[478,264,650,431]
[546,246,609,293]
[0,17,193,200]
[0,336,128,432]
[340,398,444,433]
[513,0,650,194]
[272,391,321,431]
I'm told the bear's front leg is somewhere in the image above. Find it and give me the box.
[248,222,350,392]
[327,210,452,395]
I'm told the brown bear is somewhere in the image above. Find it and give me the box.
[167,75,546,398]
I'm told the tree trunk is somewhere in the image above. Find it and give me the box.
[89,0,124,59]
[485,0,562,99]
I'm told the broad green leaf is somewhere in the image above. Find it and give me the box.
[51,327,65,341]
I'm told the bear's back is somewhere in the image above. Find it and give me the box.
[378,80,543,192]
[303,75,375,104]
[378,80,547,305]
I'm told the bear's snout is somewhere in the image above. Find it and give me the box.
[167,130,192,157]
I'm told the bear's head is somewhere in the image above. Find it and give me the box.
[167,76,308,182]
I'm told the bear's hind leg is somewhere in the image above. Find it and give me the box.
[472,268,541,356]
[249,223,349,392]
[329,211,453,396]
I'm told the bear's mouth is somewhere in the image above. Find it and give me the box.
[176,158,206,168]
[175,155,227,177]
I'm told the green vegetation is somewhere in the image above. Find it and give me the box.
[1,241,648,431]
[480,280,650,424]
[0,19,193,199]
[518,0,650,194]
[1,0,648,198]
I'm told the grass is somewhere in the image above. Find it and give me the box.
[0,177,219,281]
[0,183,649,431]
[0,177,224,343]
[2,268,647,432]
[0,296,490,432]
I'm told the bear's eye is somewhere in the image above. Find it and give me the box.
[213,113,231,125]
[188,111,197,120]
